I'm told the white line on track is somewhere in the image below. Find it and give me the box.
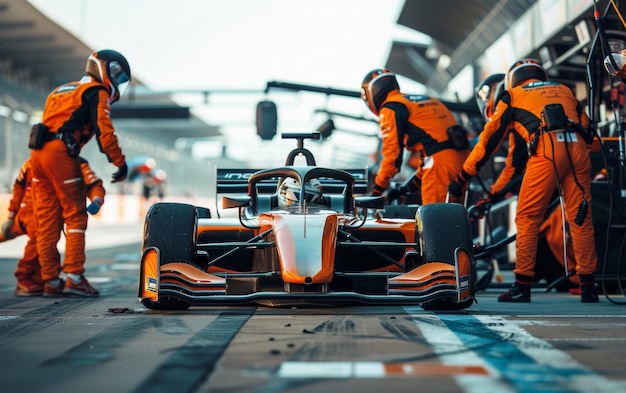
[404,307,513,393]
[403,308,626,393]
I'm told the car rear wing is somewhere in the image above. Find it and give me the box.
[216,167,369,195]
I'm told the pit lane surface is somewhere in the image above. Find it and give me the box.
[0,225,625,393]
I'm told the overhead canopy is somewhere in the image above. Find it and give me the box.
[0,0,222,144]
[0,0,92,89]
[397,0,504,52]
[391,0,538,92]
[385,41,438,87]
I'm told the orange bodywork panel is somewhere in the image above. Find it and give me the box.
[160,262,227,293]
[139,250,227,303]
[455,248,473,299]
[160,262,226,284]
[139,248,159,302]
[390,262,456,282]
[272,213,338,284]
[388,262,457,291]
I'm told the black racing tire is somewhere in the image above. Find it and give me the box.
[196,206,212,218]
[421,298,474,311]
[142,202,197,310]
[143,202,197,265]
[141,297,191,311]
[416,203,473,265]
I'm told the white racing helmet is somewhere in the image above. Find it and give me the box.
[277,177,323,207]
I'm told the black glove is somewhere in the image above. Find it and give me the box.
[111,162,128,183]
[447,180,464,198]
[447,170,472,197]
[386,186,408,203]
[489,191,505,204]
[468,196,492,220]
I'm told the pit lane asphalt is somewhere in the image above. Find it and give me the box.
[0,223,625,393]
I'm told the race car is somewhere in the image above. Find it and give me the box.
[138,132,476,310]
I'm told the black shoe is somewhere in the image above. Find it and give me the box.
[581,284,599,303]
[498,283,531,303]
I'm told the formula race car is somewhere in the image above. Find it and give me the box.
[138,132,476,310]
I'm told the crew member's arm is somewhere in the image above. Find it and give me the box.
[448,93,512,197]
[489,131,527,200]
[3,161,29,238]
[86,88,127,182]
[372,105,405,196]
[80,157,106,214]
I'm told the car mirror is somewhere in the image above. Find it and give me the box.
[256,100,277,141]
[222,195,251,209]
[354,196,385,210]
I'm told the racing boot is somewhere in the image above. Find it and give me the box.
[15,270,44,297]
[63,275,99,297]
[15,277,44,297]
[43,278,66,297]
[498,275,532,303]
[579,274,599,303]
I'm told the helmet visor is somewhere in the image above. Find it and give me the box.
[109,60,131,96]
[475,83,492,119]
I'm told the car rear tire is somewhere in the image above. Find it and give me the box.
[142,202,197,310]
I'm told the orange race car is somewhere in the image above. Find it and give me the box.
[138,132,476,310]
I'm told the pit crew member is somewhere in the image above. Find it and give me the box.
[474,72,579,291]
[448,59,598,303]
[2,157,106,296]
[361,68,470,205]
[29,49,130,297]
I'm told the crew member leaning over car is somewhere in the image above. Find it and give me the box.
[474,73,528,201]
[448,59,598,303]
[1,157,105,297]
[361,68,469,204]
[29,49,130,298]
[474,72,579,291]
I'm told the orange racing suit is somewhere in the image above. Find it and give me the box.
[460,79,596,281]
[489,131,527,198]
[4,158,40,284]
[488,129,579,287]
[372,91,469,204]
[30,76,124,282]
[5,157,105,284]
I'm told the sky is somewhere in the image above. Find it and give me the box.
[28,0,430,168]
